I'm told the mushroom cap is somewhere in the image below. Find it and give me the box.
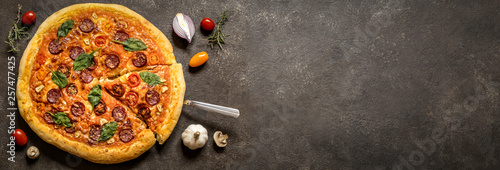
[213,131,228,147]
[27,146,40,159]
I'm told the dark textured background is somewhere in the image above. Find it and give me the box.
[1,0,499,169]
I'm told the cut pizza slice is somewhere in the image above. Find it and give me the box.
[102,63,185,144]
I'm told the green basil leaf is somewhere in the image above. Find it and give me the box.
[57,20,74,40]
[73,47,101,71]
[112,38,147,51]
[99,122,117,141]
[50,112,72,128]
[139,71,163,86]
[88,84,102,108]
[50,70,68,88]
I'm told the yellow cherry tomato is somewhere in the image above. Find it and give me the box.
[189,51,209,67]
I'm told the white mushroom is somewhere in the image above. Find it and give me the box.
[213,131,229,147]
[27,146,40,159]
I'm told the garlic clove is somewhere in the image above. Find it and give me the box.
[172,13,195,43]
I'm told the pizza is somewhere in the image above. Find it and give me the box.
[16,3,186,164]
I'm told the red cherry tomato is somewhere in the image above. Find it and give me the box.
[22,11,36,26]
[127,73,141,87]
[200,18,215,31]
[124,91,139,106]
[94,35,107,47]
[12,129,28,146]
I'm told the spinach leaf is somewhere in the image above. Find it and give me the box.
[57,20,74,40]
[73,47,101,71]
[50,70,68,88]
[112,38,147,51]
[139,71,163,86]
[50,112,72,128]
[88,84,102,109]
[99,122,117,141]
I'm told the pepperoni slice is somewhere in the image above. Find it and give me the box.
[124,91,139,106]
[114,31,129,42]
[87,59,98,70]
[112,106,126,122]
[47,88,61,104]
[109,84,124,97]
[48,40,63,55]
[44,113,54,124]
[79,19,95,33]
[69,46,85,60]
[94,100,106,115]
[105,54,120,69]
[127,73,140,87]
[119,129,134,143]
[89,125,101,141]
[57,65,70,77]
[65,126,76,133]
[145,90,160,106]
[67,83,78,95]
[95,35,107,47]
[132,52,147,67]
[80,69,93,83]
[138,104,151,119]
[71,102,85,117]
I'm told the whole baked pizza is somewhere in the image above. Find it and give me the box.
[16,3,186,164]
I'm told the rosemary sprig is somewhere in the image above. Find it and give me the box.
[5,4,30,54]
[206,8,230,49]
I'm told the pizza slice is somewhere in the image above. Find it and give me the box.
[102,64,185,144]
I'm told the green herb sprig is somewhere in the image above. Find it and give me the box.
[206,8,230,49]
[88,84,102,109]
[49,69,68,88]
[49,112,72,128]
[57,19,74,40]
[99,122,117,141]
[73,47,101,71]
[140,71,163,86]
[112,38,147,51]
[5,4,30,53]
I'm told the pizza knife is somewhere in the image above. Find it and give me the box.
[183,100,240,118]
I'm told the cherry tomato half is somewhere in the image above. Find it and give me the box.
[189,51,209,67]
[127,73,141,87]
[12,129,28,146]
[200,18,215,31]
[124,91,139,106]
[22,11,36,26]
[94,35,107,47]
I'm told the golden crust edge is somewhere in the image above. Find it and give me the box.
[156,63,186,144]
[17,3,179,164]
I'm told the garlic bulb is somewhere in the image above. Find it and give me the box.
[172,13,195,43]
[181,124,208,150]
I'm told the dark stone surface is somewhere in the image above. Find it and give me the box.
[1,0,499,169]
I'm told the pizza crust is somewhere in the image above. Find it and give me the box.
[17,3,184,164]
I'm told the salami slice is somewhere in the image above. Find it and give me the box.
[94,100,106,115]
[44,113,54,124]
[71,102,85,117]
[119,129,134,143]
[69,46,85,60]
[112,106,126,122]
[109,84,125,97]
[48,40,63,55]
[145,90,160,105]
[114,31,129,42]
[105,54,120,69]
[65,126,76,133]
[80,69,93,83]
[132,52,147,67]
[47,88,61,103]
[89,125,101,141]
[79,19,95,33]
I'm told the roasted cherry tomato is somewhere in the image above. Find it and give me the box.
[22,11,36,26]
[200,18,215,31]
[149,55,159,65]
[94,35,107,47]
[124,92,139,106]
[189,51,209,67]
[12,129,28,146]
[127,73,141,87]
